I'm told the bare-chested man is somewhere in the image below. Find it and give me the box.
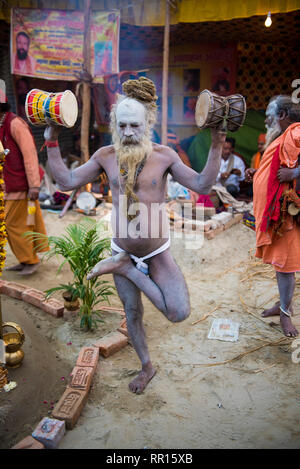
[44,77,226,393]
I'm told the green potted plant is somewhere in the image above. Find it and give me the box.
[27,218,115,331]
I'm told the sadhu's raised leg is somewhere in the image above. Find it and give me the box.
[88,249,190,322]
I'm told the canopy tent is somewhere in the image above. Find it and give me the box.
[1,0,300,25]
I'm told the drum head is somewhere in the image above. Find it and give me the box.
[76,191,96,211]
[195,90,211,128]
[60,91,78,128]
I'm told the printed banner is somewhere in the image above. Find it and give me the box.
[11,8,120,82]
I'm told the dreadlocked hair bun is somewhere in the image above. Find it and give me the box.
[122,77,158,105]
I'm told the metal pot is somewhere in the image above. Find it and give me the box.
[3,322,25,368]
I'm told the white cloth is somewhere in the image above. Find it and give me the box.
[216,154,245,189]
[211,184,253,213]
[111,238,171,275]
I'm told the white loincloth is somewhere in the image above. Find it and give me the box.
[111,238,170,275]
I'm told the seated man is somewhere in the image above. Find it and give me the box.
[215,137,245,197]
[251,133,266,169]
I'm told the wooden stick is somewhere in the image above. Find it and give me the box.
[253,363,276,374]
[161,0,170,146]
[185,337,289,368]
[191,305,219,325]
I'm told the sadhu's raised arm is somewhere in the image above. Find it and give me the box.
[168,127,226,194]
[43,123,103,191]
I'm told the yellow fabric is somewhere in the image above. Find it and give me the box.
[1,0,300,25]
[5,199,49,264]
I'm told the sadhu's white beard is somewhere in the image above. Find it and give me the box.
[114,134,153,182]
[112,130,153,219]
[265,120,282,149]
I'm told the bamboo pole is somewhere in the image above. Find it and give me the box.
[161,0,170,146]
[80,0,91,167]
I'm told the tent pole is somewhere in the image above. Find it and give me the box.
[80,0,91,168]
[161,0,170,146]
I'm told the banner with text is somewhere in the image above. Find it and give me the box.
[11,8,120,82]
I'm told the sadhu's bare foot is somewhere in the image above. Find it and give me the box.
[261,301,281,318]
[280,311,299,338]
[129,362,156,394]
[87,252,131,280]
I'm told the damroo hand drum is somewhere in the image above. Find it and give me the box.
[195,89,246,132]
[25,89,78,128]
[226,94,246,131]
[195,90,226,129]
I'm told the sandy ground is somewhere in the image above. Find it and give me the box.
[1,208,300,449]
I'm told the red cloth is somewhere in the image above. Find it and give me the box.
[196,194,214,207]
[260,145,283,232]
[0,112,29,193]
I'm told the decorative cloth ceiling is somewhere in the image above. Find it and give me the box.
[1,0,300,25]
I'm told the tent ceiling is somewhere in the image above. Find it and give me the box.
[120,10,300,49]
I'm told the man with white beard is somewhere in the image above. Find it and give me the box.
[246,95,300,338]
[44,77,226,393]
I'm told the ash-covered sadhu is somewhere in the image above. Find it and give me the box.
[44,76,226,393]
[246,95,300,338]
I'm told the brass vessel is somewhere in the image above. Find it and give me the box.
[3,322,25,368]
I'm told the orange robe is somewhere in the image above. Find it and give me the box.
[253,123,300,272]
[251,151,262,169]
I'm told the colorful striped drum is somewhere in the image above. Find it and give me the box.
[25,89,78,128]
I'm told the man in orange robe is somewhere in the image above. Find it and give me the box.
[251,133,266,169]
[246,95,300,337]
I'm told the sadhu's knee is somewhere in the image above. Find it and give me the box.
[167,306,190,323]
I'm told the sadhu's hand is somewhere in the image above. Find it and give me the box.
[28,187,40,200]
[210,127,226,146]
[277,167,297,183]
[44,117,62,142]
[245,168,256,183]
[221,172,229,180]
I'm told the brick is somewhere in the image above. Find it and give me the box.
[41,298,64,318]
[93,331,128,358]
[21,289,64,317]
[117,318,128,337]
[224,213,243,230]
[119,318,127,329]
[204,225,224,240]
[76,346,99,370]
[117,327,129,338]
[69,365,94,391]
[12,435,45,449]
[52,387,88,430]
[22,288,45,308]
[0,281,28,300]
[32,417,65,449]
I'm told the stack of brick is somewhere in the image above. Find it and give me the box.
[0,280,64,317]
[52,347,99,429]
